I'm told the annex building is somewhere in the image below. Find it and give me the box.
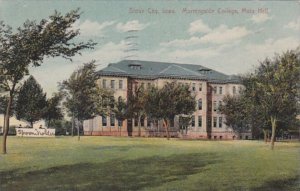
[83,60,252,140]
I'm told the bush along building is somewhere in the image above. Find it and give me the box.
[83,60,252,140]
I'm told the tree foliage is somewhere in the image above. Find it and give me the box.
[43,93,63,128]
[0,9,95,154]
[127,84,147,136]
[112,96,127,135]
[144,82,196,139]
[15,76,47,127]
[61,61,109,140]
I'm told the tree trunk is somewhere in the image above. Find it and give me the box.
[30,122,33,128]
[77,120,81,141]
[263,129,267,143]
[3,114,6,132]
[163,119,170,140]
[2,93,13,154]
[270,117,277,150]
[138,115,141,137]
[71,114,74,137]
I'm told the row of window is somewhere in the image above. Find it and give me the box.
[212,86,243,95]
[101,116,204,128]
[178,82,203,92]
[101,116,223,128]
[103,79,242,96]
[213,117,223,128]
[102,115,123,127]
[102,79,124,90]
[212,86,223,95]
[190,115,202,128]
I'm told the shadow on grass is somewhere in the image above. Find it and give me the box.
[0,152,219,191]
[251,176,300,191]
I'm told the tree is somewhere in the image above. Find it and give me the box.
[15,76,47,127]
[0,9,95,154]
[112,97,127,136]
[247,50,300,149]
[220,95,251,135]
[127,85,147,137]
[178,115,192,135]
[145,82,196,140]
[43,93,63,128]
[94,87,114,134]
[60,61,98,141]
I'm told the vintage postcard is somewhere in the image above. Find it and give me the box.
[0,0,299,191]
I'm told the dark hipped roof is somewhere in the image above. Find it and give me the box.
[97,60,241,84]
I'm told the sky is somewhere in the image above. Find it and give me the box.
[0,0,299,97]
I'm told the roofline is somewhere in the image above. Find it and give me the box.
[97,73,242,84]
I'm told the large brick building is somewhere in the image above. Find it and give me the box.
[83,60,251,139]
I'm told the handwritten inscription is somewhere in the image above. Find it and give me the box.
[129,7,269,15]
[16,128,55,137]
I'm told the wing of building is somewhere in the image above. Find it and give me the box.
[83,60,252,140]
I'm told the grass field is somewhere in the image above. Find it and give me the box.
[0,136,299,191]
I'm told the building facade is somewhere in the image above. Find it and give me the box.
[83,60,251,139]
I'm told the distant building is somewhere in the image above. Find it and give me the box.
[83,60,251,140]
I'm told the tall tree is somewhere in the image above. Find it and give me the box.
[127,84,147,137]
[43,93,63,128]
[60,61,98,141]
[248,50,300,149]
[0,9,95,154]
[15,76,47,127]
[112,97,127,136]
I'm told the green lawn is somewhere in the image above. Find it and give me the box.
[0,136,299,191]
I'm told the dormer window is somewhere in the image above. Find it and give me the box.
[198,68,211,74]
[129,64,141,70]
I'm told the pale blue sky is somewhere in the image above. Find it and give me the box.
[0,0,299,96]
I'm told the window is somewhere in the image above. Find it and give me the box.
[102,79,107,88]
[110,114,115,126]
[111,80,115,89]
[198,116,202,127]
[219,87,223,94]
[213,86,217,94]
[102,116,107,126]
[199,83,202,91]
[119,80,123,89]
[218,101,222,111]
[198,99,202,110]
[213,117,217,128]
[219,117,222,128]
[213,101,217,112]
[191,116,195,127]
[129,64,141,70]
[233,86,236,94]
[140,117,144,127]
[192,83,196,91]
[134,117,138,127]
[118,120,122,127]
